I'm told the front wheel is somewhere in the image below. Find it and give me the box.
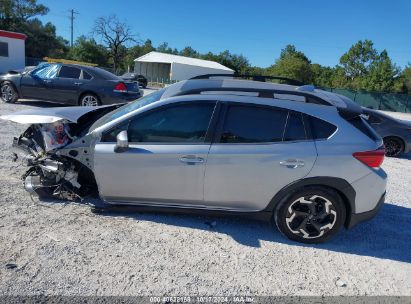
[383,137,404,157]
[79,94,100,106]
[274,187,346,244]
[1,82,18,103]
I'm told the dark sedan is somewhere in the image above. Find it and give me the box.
[121,72,148,88]
[362,108,411,157]
[0,63,141,106]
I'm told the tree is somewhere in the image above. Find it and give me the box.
[157,42,178,55]
[93,15,136,73]
[0,0,48,26]
[401,65,411,93]
[311,64,334,88]
[361,50,399,92]
[68,36,109,67]
[203,50,250,74]
[123,39,156,72]
[179,46,199,58]
[339,40,378,79]
[24,20,68,58]
[267,44,313,83]
[0,0,68,59]
[279,45,310,62]
[330,66,351,88]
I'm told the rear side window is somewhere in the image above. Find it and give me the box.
[220,105,287,143]
[284,112,306,141]
[83,70,93,80]
[309,116,337,139]
[347,116,380,141]
[58,66,81,79]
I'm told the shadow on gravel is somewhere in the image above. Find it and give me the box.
[91,202,411,263]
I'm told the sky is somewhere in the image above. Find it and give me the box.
[38,0,411,68]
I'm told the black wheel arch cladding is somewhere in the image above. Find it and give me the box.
[264,176,356,215]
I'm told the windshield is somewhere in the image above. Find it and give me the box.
[89,88,166,131]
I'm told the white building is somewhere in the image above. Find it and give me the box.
[0,30,27,74]
[134,51,233,82]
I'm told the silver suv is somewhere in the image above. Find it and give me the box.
[2,76,387,243]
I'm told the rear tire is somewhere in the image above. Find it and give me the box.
[79,93,100,106]
[1,81,18,103]
[274,187,346,244]
[383,136,404,157]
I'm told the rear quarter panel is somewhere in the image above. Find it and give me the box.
[306,115,382,184]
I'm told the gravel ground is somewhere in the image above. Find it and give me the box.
[0,98,410,297]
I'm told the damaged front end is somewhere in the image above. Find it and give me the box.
[14,124,97,200]
[3,105,120,200]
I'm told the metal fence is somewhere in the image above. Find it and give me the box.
[323,88,411,113]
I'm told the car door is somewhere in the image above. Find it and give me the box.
[20,64,60,99]
[93,101,217,206]
[203,103,318,212]
[48,65,82,104]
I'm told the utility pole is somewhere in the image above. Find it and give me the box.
[69,9,79,47]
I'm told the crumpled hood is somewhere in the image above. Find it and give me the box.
[0,105,114,124]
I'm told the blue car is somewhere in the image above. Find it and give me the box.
[0,63,141,106]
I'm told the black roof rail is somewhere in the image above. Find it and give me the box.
[189,74,304,86]
[174,87,330,106]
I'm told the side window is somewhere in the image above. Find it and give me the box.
[128,103,215,143]
[284,112,306,141]
[58,66,81,79]
[221,105,287,143]
[309,116,337,139]
[0,42,9,57]
[83,70,93,80]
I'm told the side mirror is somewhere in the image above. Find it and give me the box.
[114,130,128,153]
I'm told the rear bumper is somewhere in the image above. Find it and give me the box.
[101,91,141,105]
[346,191,385,229]
[404,140,411,154]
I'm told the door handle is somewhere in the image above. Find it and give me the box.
[43,79,52,84]
[179,155,204,164]
[280,159,305,169]
[74,82,83,85]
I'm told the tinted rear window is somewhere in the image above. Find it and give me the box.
[83,70,93,80]
[284,112,306,141]
[309,116,337,139]
[221,105,287,143]
[348,116,380,141]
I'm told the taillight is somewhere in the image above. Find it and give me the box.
[352,147,385,168]
[114,82,127,93]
